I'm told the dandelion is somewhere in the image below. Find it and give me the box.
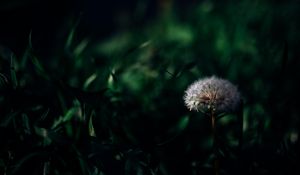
[184,76,240,115]
[184,76,241,175]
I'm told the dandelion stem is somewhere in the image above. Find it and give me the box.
[211,110,219,175]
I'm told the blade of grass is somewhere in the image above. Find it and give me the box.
[10,54,18,89]
[20,31,33,69]
[0,73,9,88]
[157,115,189,146]
[88,110,96,137]
[11,152,45,174]
[83,73,97,90]
[30,55,49,79]
[0,111,19,127]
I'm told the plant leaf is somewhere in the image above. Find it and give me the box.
[10,54,18,89]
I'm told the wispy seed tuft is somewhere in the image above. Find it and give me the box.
[184,76,241,114]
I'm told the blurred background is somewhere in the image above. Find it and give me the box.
[1,0,300,174]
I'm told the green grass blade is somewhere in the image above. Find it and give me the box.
[10,54,18,89]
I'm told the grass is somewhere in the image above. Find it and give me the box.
[0,0,300,174]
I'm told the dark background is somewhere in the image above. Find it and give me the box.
[1,0,300,175]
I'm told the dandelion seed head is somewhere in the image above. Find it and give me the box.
[184,76,241,114]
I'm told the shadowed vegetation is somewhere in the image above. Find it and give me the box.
[0,0,299,175]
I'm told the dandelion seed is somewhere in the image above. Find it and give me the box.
[184,76,241,114]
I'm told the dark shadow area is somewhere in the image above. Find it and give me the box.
[1,0,300,175]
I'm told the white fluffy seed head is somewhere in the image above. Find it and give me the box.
[184,76,241,114]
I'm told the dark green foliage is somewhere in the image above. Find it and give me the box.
[1,0,300,175]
